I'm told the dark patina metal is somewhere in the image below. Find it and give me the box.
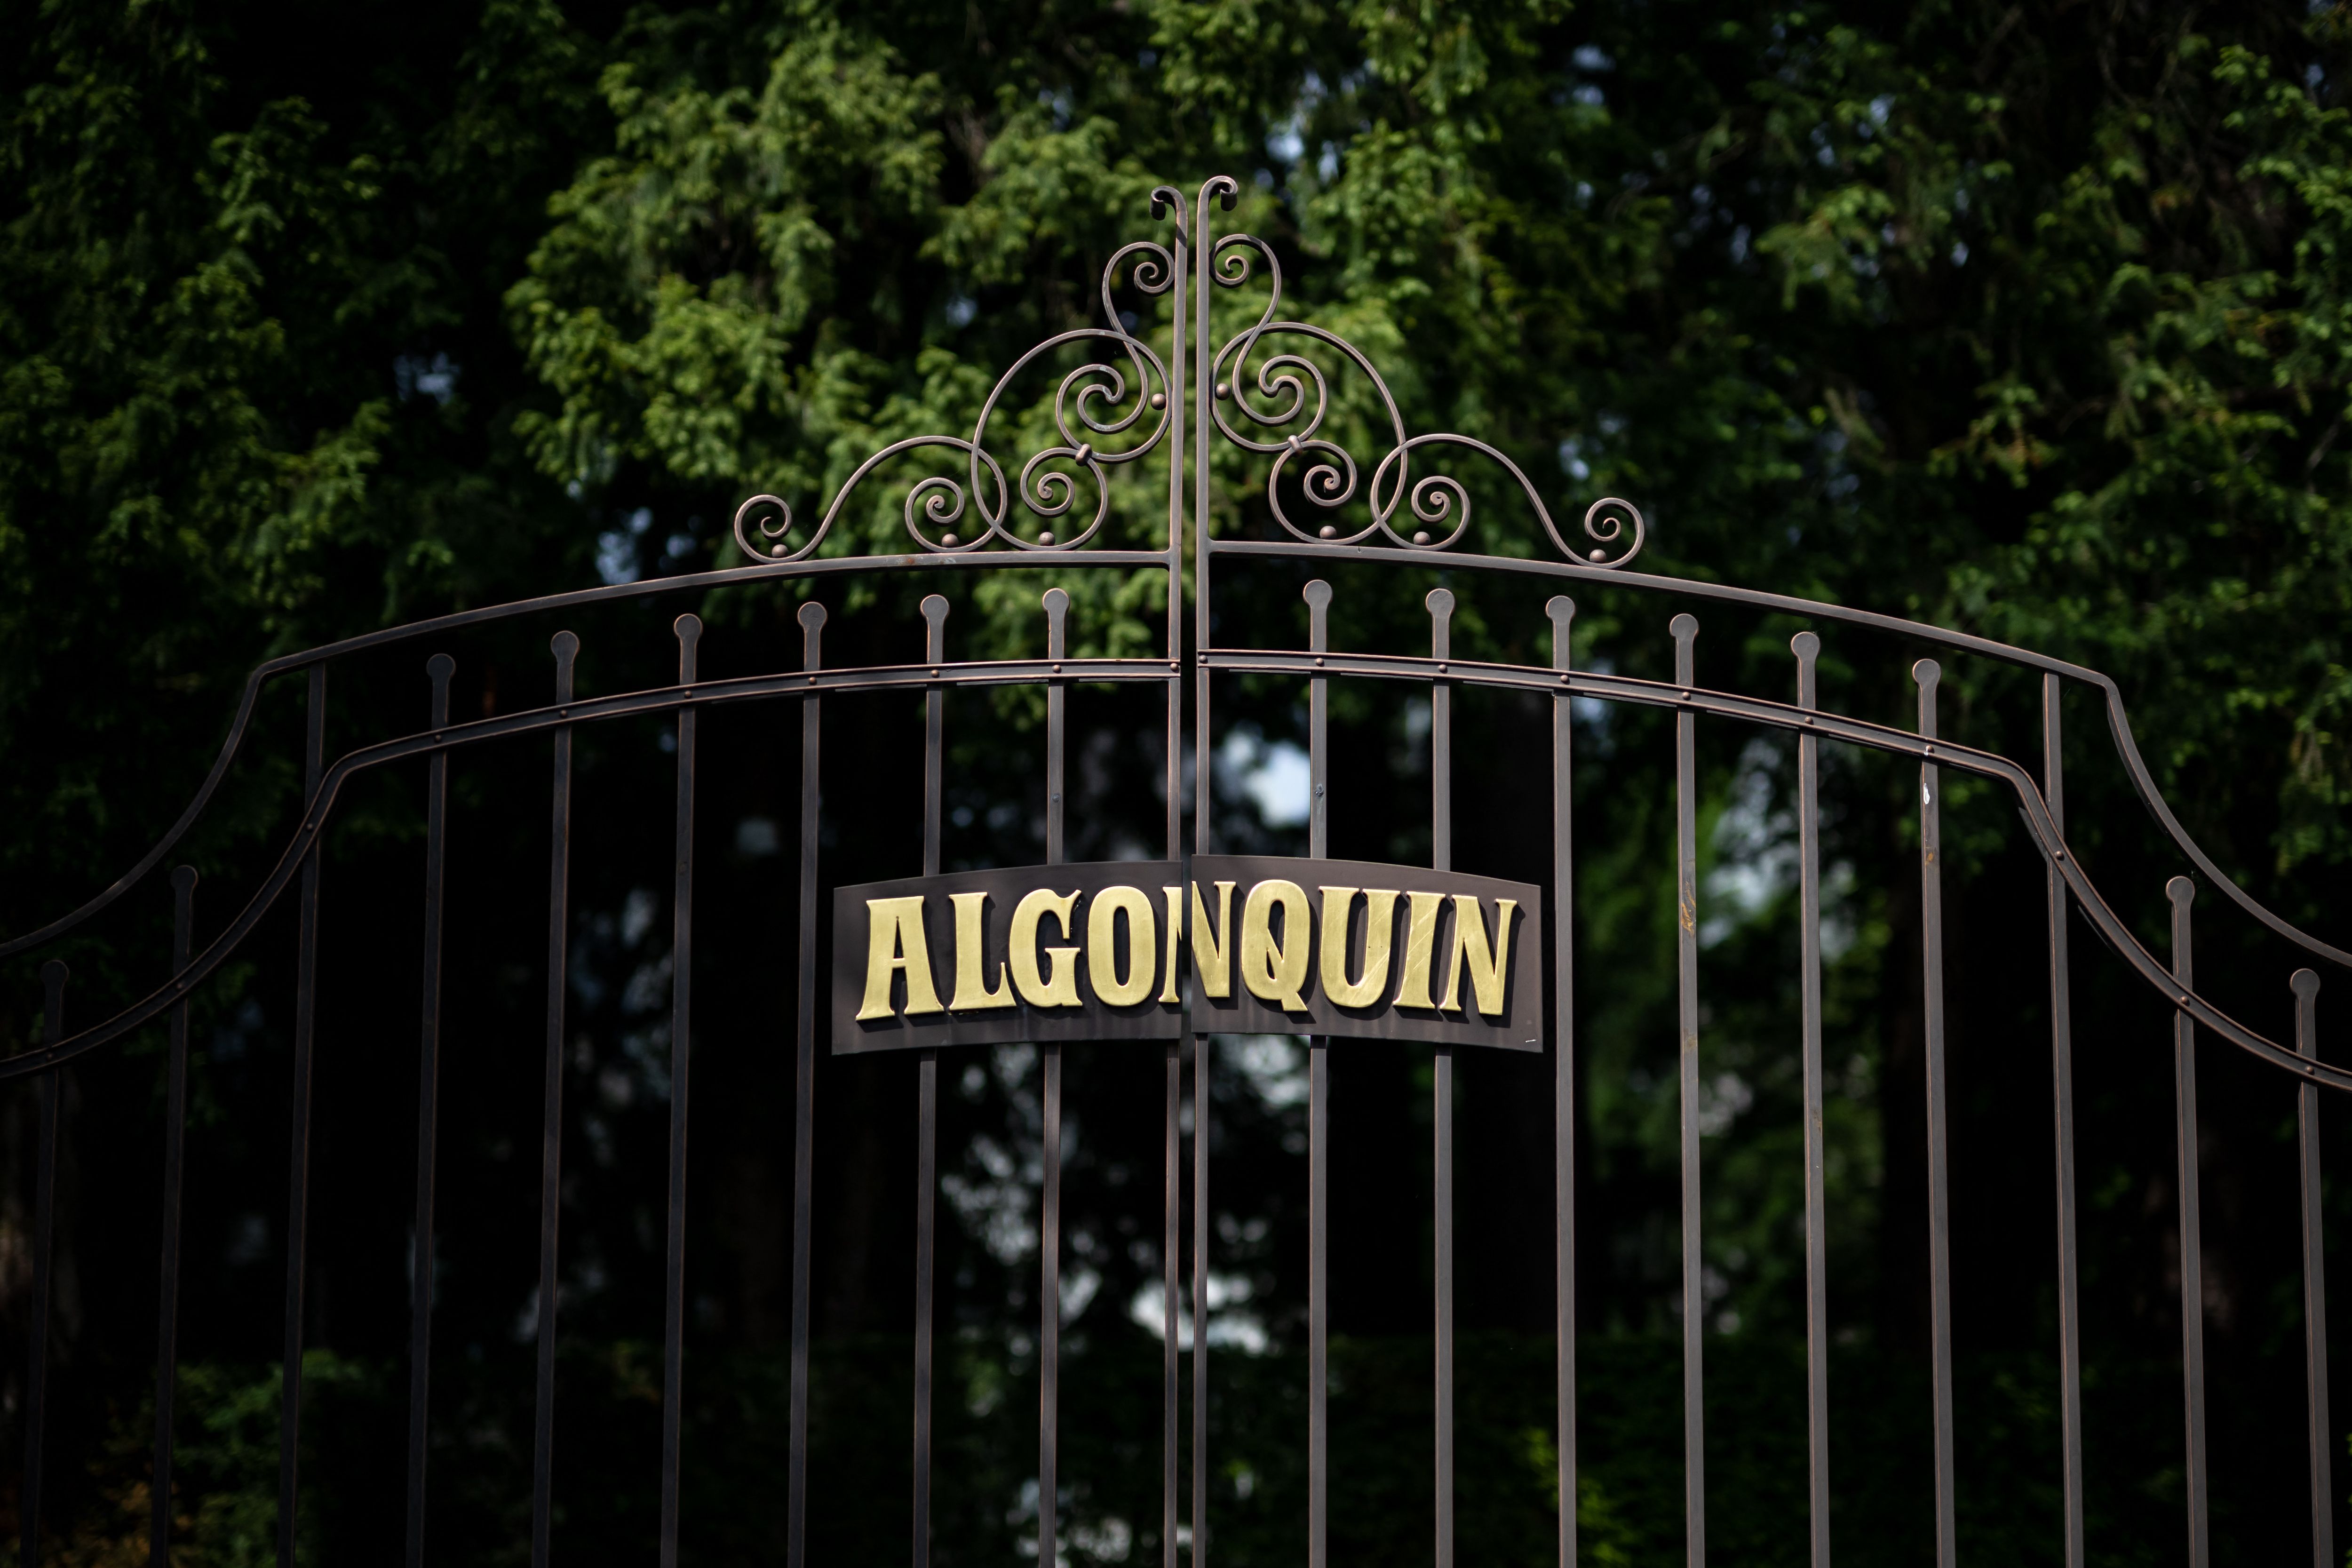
[4,176,2343,1568]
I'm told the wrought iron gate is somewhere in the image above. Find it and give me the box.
[6,176,2345,1567]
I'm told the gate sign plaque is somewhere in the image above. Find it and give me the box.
[833,855,1542,1053]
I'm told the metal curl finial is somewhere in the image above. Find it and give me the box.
[733,494,802,562]
[1183,196,1649,568]
[717,181,1206,566]
[724,177,1648,572]
[1580,497,1645,569]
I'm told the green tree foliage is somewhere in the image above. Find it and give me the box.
[12,0,2346,908]
[477,0,2352,902]
[6,0,2351,1561]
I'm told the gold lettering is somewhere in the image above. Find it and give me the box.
[1159,886,1184,1003]
[1189,881,1237,999]
[1009,888,1083,1007]
[1318,886,1399,1008]
[1394,890,1447,1010]
[1439,895,1516,1017]
[948,891,1014,1011]
[856,896,944,1021]
[1240,879,1312,1011]
[1087,885,1156,1006]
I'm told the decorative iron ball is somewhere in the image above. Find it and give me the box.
[1215,382,1230,400]
[1038,531,1055,545]
[941,533,959,548]
[1589,548,1605,562]
[1319,525,1337,539]
[771,543,788,558]
[1150,392,1167,409]
[1413,530,1431,546]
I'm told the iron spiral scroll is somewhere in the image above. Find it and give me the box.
[731,179,1646,569]
[1201,221,1644,565]
[733,193,1184,562]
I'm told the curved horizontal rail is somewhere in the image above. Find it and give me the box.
[0,547,1176,959]
[2,654,1175,1077]
[1216,539,2352,971]
[13,535,2342,981]
[16,645,2336,1103]
[1209,539,2104,681]
[0,673,269,961]
[1212,646,2344,1091]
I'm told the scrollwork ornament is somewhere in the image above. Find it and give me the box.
[956,234,1177,549]
[1401,473,1474,552]
[733,493,805,563]
[725,178,1643,572]
[1267,437,1379,545]
[1355,436,1648,567]
[905,472,969,549]
[1577,496,1645,568]
[725,196,1179,561]
[1187,181,1646,569]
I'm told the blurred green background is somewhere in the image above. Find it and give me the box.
[5,0,2352,1561]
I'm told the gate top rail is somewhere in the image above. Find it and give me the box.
[13,518,2336,972]
[8,637,2340,1095]
[8,174,2342,1030]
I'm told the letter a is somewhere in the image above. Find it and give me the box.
[857,896,945,1020]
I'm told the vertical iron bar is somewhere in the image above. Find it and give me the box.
[1041,1044,1064,1567]
[1161,207,1188,1568]
[154,866,198,1564]
[24,964,64,1568]
[1190,178,1218,866]
[1428,589,1453,867]
[1041,587,1069,1568]
[1045,588,1069,865]
[531,632,577,1568]
[1671,613,1705,1568]
[278,661,326,1568]
[922,599,948,859]
[2294,967,2332,1568]
[1304,580,1331,1568]
[915,1083,938,1568]
[1164,1033,1181,1568]
[788,602,827,1568]
[1192,184,1217,1568]
[1192,181,1222,857]
[1793,633,1831,1568]
[1914,661,1956,1568]
[1192,175,1232,1568]
[405,655,454,1568]
[659,614,702,1568]
[2166,878,2209,1568]
[916,593,948,1568]
[1163,195,1188,883]
[1307,580,1330,858]
[1547,596,1578,1568]
[1427,587,1455,1568]
[1192,1033,1209,1568]
[2044,674,2085,1568]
